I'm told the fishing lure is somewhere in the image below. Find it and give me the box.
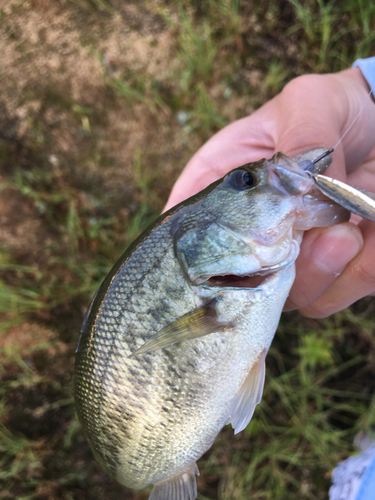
[297,147,375,223]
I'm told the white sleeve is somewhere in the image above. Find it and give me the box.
[329,443,375,500]
[353,57,375,93]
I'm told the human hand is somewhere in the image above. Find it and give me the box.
[164,68,375,318]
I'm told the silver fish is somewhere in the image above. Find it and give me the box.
[75,149,350,500]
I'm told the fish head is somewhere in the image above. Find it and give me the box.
[173,149,350,286]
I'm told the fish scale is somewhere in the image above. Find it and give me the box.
[75,150,352,499]
[76,220,203,486]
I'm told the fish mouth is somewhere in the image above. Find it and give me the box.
[207,273,272,289]
[205,239,300,289]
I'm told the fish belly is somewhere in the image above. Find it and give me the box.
[111,326,259,489]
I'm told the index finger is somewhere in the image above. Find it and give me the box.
[163,108,275,211]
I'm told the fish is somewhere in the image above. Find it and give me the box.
[74,148,353,500]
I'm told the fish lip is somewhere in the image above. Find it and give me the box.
[268,159,314,196]
[204,239,299,290]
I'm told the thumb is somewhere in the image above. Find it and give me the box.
[284,222,363,314]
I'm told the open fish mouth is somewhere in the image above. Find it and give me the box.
[207,273,271,288]
[206,239,300,289]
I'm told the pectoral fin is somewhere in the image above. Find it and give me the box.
[132,299,233,356]
[230,349,266,434]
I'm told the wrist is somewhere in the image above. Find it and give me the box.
[352,57,375,100]
[330,67,375,128]
[328,66,375,171]
[341,66,374,96]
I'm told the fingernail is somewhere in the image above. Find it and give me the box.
[312,224,363,275]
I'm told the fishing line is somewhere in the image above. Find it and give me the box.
[304,87,374,171]
[333,87,374,151]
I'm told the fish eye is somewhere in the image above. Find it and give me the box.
[225,170,257,191]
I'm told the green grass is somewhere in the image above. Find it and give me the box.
[1,0,375,499]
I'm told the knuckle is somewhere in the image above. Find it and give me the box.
[281,74,325,100]
[285,286,312,312]
[352,261,375,292]
[299,303,332,319]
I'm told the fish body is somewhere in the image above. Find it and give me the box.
[75,150,349,500]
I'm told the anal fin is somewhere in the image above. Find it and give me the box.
[149,463,199,500]
[132,299,233,356]
[230,349,266,434]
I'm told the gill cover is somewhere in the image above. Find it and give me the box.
[172,152,349,284]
